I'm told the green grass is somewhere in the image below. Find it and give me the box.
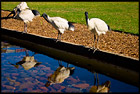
[1,2,139,34]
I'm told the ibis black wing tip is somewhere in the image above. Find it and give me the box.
[107,25,111,31]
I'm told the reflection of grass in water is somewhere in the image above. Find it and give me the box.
[1,2,139,34]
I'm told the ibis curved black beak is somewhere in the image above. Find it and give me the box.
[7,10,16,18]
[42,13,50,23]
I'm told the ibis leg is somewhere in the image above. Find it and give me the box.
[93,33,96,49]
[24,23,27,33]
[67,63,70,67]
[59,33,62,41]
[88,33,95,51]
[56,32,60,42]
[97,73,99,89]
[96,35,100,49]
[56,32,62,42]
[92,34,97,53]
[93,33,99,53]
[58,60,63,67]
[25,50,29,56]
[94,72,96,86]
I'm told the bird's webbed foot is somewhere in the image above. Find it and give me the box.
[88,47,95,51]
[22,31,27,34]
[93,48,98,53]
[56,39,59,43]
[88,47,98,53]
[56,39,61,43]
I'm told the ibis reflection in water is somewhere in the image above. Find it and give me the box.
[8,49,42,70]
[90,72,111,93]
[45,60,75,87]
[1,41,26,53]
[1,41,139,92]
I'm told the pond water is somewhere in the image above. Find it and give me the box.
[1,41,139,93]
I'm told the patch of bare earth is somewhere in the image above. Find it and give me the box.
[1,10,139,59]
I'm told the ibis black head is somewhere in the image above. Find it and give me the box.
[85,11,88,16]
[7,8,19,18]
[85,11,89,27]
[42,13,50,23]
[16,8,21,13]
[42,13,47,17]
[13,8,21,18]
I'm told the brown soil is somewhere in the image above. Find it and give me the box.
[1,10,139,59]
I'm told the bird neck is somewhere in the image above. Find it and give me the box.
[43,14,51,23]
[13,8,21,18]
[85,15,89,27]
[46,15,52,23]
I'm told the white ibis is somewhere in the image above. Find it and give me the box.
[7,2,40,33]
[85,12,111,52]
[13,8,35,33]
[7,2,29,18]
[42,13,75,41]
[7,2,40,18]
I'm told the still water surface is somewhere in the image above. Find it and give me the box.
[1,41,138,93]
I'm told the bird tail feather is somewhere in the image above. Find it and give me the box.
[32,10,40,16]
[107,25,111,31]
[68,22,75,31]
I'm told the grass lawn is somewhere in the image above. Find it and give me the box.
[1,2,139,34]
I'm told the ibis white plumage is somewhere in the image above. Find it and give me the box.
[7,2,40,33]
[14,8,35,33]
[85,12,111,52]
[7,2,40,18]
[42,13,75,41]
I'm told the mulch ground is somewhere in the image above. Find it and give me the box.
[1,10,139,59]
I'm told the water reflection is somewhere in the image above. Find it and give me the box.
[45,61,75,87]
[8,50,42,70]
[1,41,138,93]
[90,72,111,93]
[1,41,20,53]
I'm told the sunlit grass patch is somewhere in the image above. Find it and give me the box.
[1,2,139,34]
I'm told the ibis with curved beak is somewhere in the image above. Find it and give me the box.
[42,13,75,42]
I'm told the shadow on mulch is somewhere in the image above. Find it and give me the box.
[112,29,139,36]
